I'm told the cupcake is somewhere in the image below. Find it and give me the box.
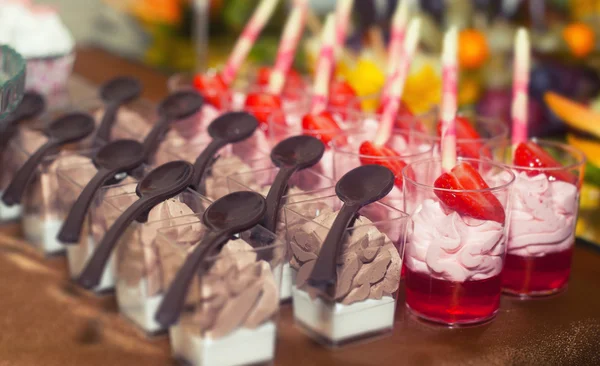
[0,1,75,99]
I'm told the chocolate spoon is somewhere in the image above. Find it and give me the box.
[1,113,95,206]
[77,161,194,289]
[0,92,46,153]
[155,191,266,327]
[57,139,146,244]
[263,135,325,232]
[307,165,394,299]
[142,91,204,162]
[92,77,142,145]
[190,112,258,192]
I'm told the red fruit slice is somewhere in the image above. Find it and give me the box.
[376,101,426,131]
[193,73,229,109]
[359,141,406,188]
[434,162,506,223]
[328,80,361,116]
[513,141,578,184]
[302,111,343,145]
[255,67,306,100]
[244,92,285,131]
[436,116,484,159]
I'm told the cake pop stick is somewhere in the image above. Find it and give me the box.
[511,28,530,147]
[221,0,280,86]
[381,0,409,105]
[267,2,308,95]
[310,14,337,114]
[373,19,421,147]
[440,27,459,172]
[335,0,354,53]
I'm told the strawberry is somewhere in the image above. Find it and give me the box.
[244,92,285,131]
[434,162,506,223]
[513,141,578,184]
[436,116,485,159]
[328,80,361,116]
[359,141,406,187]
[302,111,343,145]
[376,101,427,131]
[193,73,230,109]
[255,66,306,100]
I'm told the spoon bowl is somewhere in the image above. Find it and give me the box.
[47,113,96,143]
[94,139,145,171]
[12,92,45,121]
[100,76,142,104]
[336,164,395,206]
[208,112,259,143]
[137,160,194,198]
[158,90,204,120]
[204,191,267,231]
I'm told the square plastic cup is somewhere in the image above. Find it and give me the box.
[284,195,408,347]
[482,139,586,297]
[156,221,285,366]
[402,158,515,326]
[409,110,509,160]
[227,167,336,300]
[331,125,436,210]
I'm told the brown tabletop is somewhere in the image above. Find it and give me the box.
[2,48,600,366]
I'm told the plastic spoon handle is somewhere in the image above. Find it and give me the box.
[307,203,358,296]
[93,100,120,146]
[0,124,18,157]
[155,230,230,327]
[142,116,170,162]
[191,138,227,192]
[58,166,119,244]
[78,194,170,289]
[2,140,59,206]
[263,165,297,232]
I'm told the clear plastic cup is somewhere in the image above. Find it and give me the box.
[402,158,515,325]
[227,167,336,300]
[482,139,585,297]
[331,125,436,209]
[156,221,285,365]
[284,195,408,346]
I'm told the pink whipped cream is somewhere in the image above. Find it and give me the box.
[406,199,505,282]
[506,171,578,257]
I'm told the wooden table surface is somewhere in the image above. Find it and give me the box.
[2,47,600,366]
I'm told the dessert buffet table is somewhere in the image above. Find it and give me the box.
[1,47,600,366]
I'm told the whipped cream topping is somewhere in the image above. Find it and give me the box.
[185,239,279,339]
[204,155,255,200]
[506,171,578,256]
[406,199,505,282]
[289,208,402,305]
[0,2,74,58]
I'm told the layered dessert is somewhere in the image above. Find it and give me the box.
[169,238,280,366]
[403,161,513,325]
[285,202,405,345]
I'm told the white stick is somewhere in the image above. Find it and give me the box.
[334,0,354,52]
[373,19,421,146]
[381,0,409,105]
[511,28,530,147]
[440,27,459,172]
[310,14,336,114]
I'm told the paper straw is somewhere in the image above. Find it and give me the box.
[381,0,409,104]
[310,14,336,114]
[511,28,530,147]
[373,19,421,146]
[440,27,459,172]
[335,0,354,52]
[221,0,279,85]
[267,2,307,95]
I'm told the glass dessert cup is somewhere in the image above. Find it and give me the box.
[482,139,585,298]
[402,158,515,326]
[156,222,285,365]
[227,168,336,301]
[331,126,436,209]
[284,195,408,347]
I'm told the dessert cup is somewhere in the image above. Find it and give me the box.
[402,158,515,326]
[156,222,284,365]
[483,139,585,297]
[227,168,336,300]
[331,125,436,209]
[284,195,408,347]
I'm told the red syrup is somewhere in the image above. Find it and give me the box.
[404,267,502,325]
[502,246,574,296]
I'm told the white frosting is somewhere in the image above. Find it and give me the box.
[406,199,506,282]
[0,2,74,58]
[507,171,578,256]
